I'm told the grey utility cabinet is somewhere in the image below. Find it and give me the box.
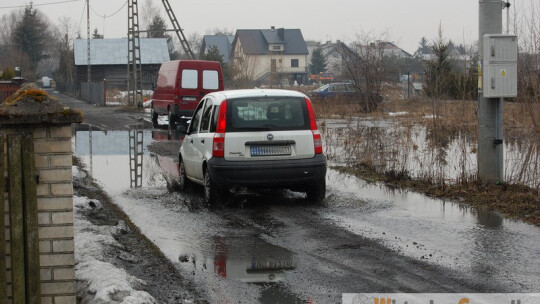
[482,34,518,98]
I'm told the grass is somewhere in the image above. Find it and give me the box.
[318,85,540,226]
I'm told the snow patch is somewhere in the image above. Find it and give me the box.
[388,111,408,117]
[74,195,156,303]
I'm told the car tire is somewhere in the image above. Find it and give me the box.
[178,158,191,191]
[204,169,225,206]
[151,107,159,128]
[168,108,175,129]
[306,178,326,203]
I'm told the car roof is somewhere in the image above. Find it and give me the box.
[207,89,306,104]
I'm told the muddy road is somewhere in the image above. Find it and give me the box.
[61,93,540,303]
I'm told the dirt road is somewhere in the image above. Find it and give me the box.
[61,92,540,303]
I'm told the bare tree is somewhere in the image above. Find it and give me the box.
[140,0,161,32]
[513,0,540,130]
[54,16,78,84]
[339,30,392,111]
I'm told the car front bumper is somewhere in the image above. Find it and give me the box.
[207,154,327,189]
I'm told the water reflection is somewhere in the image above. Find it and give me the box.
[74,130,154,190]
[192,236,296,283]
[151,129,185,142]
[323,118,540,187]
[325,169,540,290]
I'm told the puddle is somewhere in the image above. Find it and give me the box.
[325,169,540,291]
[74,130,301,302]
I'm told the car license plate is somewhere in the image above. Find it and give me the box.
[250,145,291,156]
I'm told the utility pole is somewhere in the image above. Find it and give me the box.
[87,0,91,83]
[161,0,195,59]
[127,0,143,107]
[478,0,516,183]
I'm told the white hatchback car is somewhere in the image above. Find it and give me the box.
[178,89,327,204]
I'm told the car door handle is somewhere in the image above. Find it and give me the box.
[200,139,205,144]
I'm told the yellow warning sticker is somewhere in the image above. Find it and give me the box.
[501,69,507,77]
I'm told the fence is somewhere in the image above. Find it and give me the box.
[1,134,41,303]
[80,81,105,106]
[0,81,22,102]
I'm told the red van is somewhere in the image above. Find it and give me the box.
[151,60,224,128]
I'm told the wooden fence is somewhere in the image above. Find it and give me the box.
[1,134,41,304]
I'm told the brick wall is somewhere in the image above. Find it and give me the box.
[3,125,76,304]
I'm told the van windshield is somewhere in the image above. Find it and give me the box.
[226,97,310,132]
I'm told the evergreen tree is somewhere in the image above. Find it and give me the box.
[12,4,49,73]
[92,28,103,39]
[309,47,327,74]
[147,15,167,38]
[202,45,224,64]
[423,37,452,98]
[416,36,430,55]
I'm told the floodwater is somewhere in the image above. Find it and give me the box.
[323,118,540,187]
[74,128,540,302]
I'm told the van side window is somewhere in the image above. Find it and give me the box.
[202,70,219,90]
[189,99,205,134]
[199,100,214,133]
[181,69,198,89]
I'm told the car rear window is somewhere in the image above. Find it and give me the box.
[202,70,219,90]
[181,69,198,89]
[226,97,310,132]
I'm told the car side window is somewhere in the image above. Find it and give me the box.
[199,100,214,133]
[189,99,206,134]
[210,105,219,132]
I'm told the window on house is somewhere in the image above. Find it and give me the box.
[272,45,282,50]
[291,59,299,68]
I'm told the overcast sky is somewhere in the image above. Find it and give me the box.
[0,0,522,54]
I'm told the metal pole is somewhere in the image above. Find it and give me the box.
[478,0,503,183]
[87,0,91,83]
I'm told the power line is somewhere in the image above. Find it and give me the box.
[77,0,86,31]
[0,0,82,9]
[89,0,127,18]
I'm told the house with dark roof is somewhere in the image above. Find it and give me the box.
[200,35,234,64]
[73,38,170,89]
[231,27,309,85]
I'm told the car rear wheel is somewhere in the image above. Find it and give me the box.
[151,107,159,128]
[204,169,225,206]
[306,178,326,203]
[168,108,175,129]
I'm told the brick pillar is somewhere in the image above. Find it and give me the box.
[1,90,82,304]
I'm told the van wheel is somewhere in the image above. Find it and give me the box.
[151,107,159,128]
[306,178,326,203]
[178,158,191,191]
[204,169,225,206]
[168,108,176,129]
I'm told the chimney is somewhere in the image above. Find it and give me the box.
[271,26,275,31]
[277,28,285,40]
[326,40,331,45]
[336,40,341,44]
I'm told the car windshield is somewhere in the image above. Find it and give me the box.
[226,96,310,132]
[315,84,330,92]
